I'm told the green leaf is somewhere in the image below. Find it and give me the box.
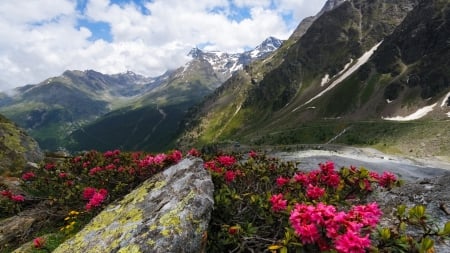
[379,228,391,240]
[396,205,406,217]
[341,167,349,177]
[419,237,434,253]
[409,205,426,219]
[359,180,366,190]
[441,221,450,235]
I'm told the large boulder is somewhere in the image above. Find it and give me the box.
[53,158,214,253]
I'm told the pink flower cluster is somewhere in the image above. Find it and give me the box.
[44,163,56,170]
[204,155,243,183]
[33,237,46,249]
[187,148,201,157]
[21,171,36,181]
[103,149,121,158]
[1,190,25,202]
[293,161,341,189]
[217,155,237,167]
[378,171,397,188]
[269,193,287,212]
[289,202,381,252]
[82,187,108,211]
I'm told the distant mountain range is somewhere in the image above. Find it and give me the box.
[178,0,450,157]
[0,37,283,151]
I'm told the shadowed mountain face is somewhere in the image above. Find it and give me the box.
[178,0,450,152]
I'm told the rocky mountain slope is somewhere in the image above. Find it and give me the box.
[0,114,42,176]
[178,0,450,159]
[0,38,282,152]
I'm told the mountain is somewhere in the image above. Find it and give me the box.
[0,70,168,149]
[187,37,283,84]
[178,0,450,158]
[68,37,282,152]
[289,0,347,40]
[0,37,281,152]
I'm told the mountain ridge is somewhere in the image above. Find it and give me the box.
[0,36,282,151]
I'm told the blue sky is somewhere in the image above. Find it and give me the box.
[0,0,327,91]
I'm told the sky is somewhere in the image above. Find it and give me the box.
[0,0,327,91]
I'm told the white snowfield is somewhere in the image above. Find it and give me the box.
[441,91,450,107]
[293,41,382,112]
[383,91,450,120]
[382,103,437,121]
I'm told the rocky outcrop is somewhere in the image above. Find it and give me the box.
[53,158,214,253]
[0,114,43,176]
[369,175,450,252]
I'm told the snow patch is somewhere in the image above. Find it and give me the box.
[250,49,261,58]
[386,99,393,104]
[382,103,437,121]
[447,112,450,118]
[320,74,330,86]
[441,91,450,107]
[295,41,382,111]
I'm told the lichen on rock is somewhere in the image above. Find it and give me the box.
[54,158,214,253]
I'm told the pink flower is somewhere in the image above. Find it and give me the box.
[33,237,46,249]
[224,170,236,183]
[276,176,290,187]
[1,190,12,198]
[248,150,258,158]
[217,155,236,167]
[170,150,183,162]
[11,194,25,202]
[103,150,115,158]
[98,188,108,197]
[296,223,321,245]
[369,171,380,180]
[89,166,103,176]
[86,190,107,211]
[105,164,116,170]
[269,193,287,212]
[82,187,96,200]
[348,202,382,229]
[44,163,55,170]
[58,172,68,179]
[324,173,341,188]
[306,184,325,199]
[204,161,223,173]
[334,231,371,253]
[293,172,309,186]
[154,154,167,164]
[379,172,397,188]
[320,161,335,174]
[188,148,201,157]
[21,171,36,181]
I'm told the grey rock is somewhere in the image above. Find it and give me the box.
[369,175,450,252]
[54,158,214,253]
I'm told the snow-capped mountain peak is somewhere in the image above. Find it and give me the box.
[187,37,283,81]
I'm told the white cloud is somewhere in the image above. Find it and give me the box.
[0,0,327,91]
